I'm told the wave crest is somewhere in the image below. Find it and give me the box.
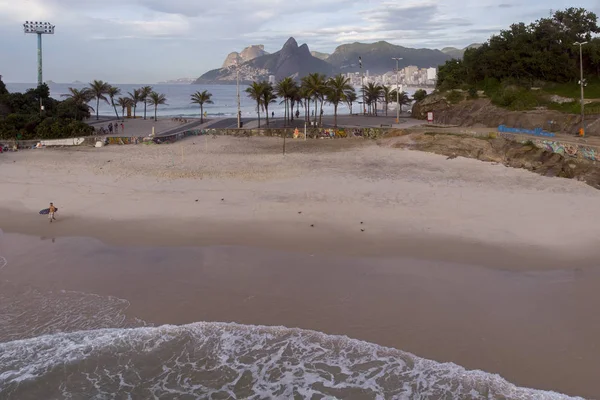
[0,322,580,400]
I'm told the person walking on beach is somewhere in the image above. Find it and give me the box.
[48,202,57,223]
[108,123,113,134]
[272,111,274,119]
[114,123,119,134]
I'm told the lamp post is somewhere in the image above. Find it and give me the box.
[359,56,365,116]
[392,57,403,123]
[574,41,588,137]
[235,61,241,128]
[24,21,54,114]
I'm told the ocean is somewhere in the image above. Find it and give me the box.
[0,231,586,399]
[4,83,418,119]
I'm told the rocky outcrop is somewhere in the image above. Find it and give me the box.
[412,95,600,136]
[385,132,600,189]
[221,45,269,68]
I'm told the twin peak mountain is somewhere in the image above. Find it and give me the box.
[195,37,474,84]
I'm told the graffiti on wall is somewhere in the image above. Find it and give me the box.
[106,137,141,145]
[579,147,597,161]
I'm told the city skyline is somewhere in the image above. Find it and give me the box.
[1,0,599,83]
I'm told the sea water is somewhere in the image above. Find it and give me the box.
[5,82,418,119]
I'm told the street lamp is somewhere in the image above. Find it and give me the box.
[359,56,365,115]
[23,21,55,87]
[392,57,403,123]
[574,41,588,136]
[235,61,241,128]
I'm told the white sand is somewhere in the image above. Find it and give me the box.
[1,136,598,255]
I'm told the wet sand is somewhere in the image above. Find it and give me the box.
[0,232,598,398]
[1,136,600,397]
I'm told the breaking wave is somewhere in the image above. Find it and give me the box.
[0,323,581,400]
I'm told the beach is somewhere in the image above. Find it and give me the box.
[1,135,599,398]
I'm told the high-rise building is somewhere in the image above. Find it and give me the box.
[427,68,437,81]
[268,75,276,85]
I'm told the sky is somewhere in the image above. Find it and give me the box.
[0,0,598,83]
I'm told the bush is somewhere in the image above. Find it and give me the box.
[446,90,463,104]
[468,87,478,99]
[491,87,539,110]
[413,89,428,102]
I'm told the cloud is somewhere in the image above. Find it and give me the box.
[1,0,599,83]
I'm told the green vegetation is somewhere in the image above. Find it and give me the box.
[247,74,410,128]
[0,78,167,141]
[413,89,428,102]
[190,90,213,123]
[148,92,167,121]
[446,91,464,104]
[437,7,600,112]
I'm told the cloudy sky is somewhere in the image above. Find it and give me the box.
[0,0,598,83]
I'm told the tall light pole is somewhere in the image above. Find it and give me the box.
[359,56,365,115]
[574,41,588,136]
[392,57,403,123]
[23,21,55,87]
[235,61,241,128]
[24,21,54,114]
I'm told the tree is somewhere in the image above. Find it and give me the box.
[345,89,357,115]
[382,85,393,116]
[413,89,428,102]
[302,73,327,125]
[298,85,311,123]
[0,76,7,96]
[262,83,277,126]
[245,81,265,128]
[365,83,383,116]
[61,87,94,120]
[290,84,301,122]
[128,89,141,119]
[148,92,167,121]
[107,86,121,120]
[326,74,353,127]
[276,77,295,126]
[139,86,153,120]
[190,90,213,123]
[88,80,110,120]
[391,90,411,111]
[116,97,131,121]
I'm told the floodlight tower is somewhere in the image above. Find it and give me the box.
[23,21,55,87]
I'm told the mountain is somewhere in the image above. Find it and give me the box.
[325,41,452,74]
[311,51,330,60]
[195,38,334,84]
[222,45,269,68]
[441,43,483,59]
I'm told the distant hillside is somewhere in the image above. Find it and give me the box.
[222,44,269,68]
[311,51,330,60]
[195,38,334,84]
[441,43,483,59]
[325,41,451,74]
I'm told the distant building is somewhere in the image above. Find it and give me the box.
[268,75,276,85]
[427,67,437,81]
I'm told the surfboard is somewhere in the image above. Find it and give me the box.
[39,207,58,215]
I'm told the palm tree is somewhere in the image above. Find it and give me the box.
[382,85,393,117]
[290,84,300,122]
[190,90,213,123]
[107,86,121,120]
[245,81,265,128]
[116,97,131,121]
[139,86,153,120]
[61,87,94,120]
[326,74,353,127]
[262,83,277,126]
[391,90,411,114]
[128,89,141,119]
[276,77,295,125]
[365,83,383,116]
[301,73,327,125]
[299,85,311,123]
[88,80,110,120]
[148,92,167,121]
[345,89,357,116]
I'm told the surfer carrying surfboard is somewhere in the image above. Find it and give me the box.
[48,203,57,223]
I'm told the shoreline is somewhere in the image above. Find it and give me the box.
[0,208,596,271]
